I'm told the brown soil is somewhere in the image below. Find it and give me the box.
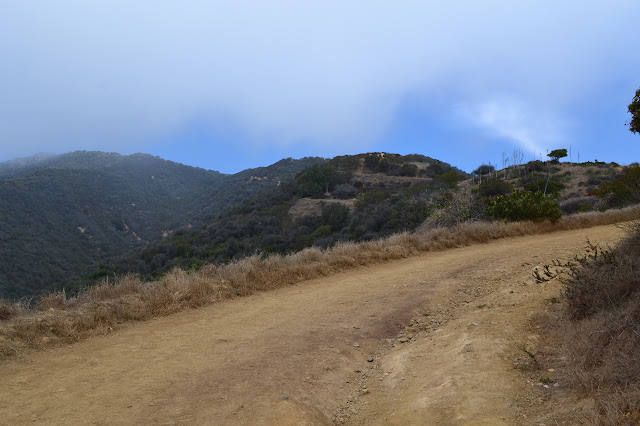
[0,223,627,425]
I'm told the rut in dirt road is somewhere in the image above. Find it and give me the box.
[0,223,628,425]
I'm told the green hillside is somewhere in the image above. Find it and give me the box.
[2,149,635,301]
[110,153,470,280]
[0,151,322,299]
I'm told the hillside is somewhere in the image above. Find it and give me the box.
[0,151,322,300]
[110,154,629,284]
[108,153,468,280]
[0,223,628,424]
[1,148,632,300]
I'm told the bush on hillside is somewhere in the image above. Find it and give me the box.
[559,197,599,214]
[295,163,343,197]
[478,179,514,197]
[433,171,460,190]
[522,177,565,195]
[333,183,358,199]
[594,164,640,208]
[486,190,562,222]
[472,164,495,175]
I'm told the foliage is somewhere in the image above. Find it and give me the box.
[525,160,546,172]
[0,151,323,300]
[559,197,599,214]
[478,179,514,197]
[593,164,640,208]
[486,190,562,222]
[429,192,485,227]
[472,164,495,175]
[523,178,565,195]
[628,88,640,134]
[433,171,460,189]
[548,148,568,163]
[333,183,358,199]
[294,163,343,196]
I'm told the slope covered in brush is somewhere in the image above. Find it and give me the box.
[0,151,322,300]
[108,153,469,281]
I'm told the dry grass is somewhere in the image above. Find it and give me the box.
[1,205,639,361]
[562,225,640,425]
[539,222,640,425]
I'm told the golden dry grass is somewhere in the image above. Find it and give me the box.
[1,205,639,361]
[541,222,640,425]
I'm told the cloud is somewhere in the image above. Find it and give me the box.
[0,1,638,159]
[453,96,567,155]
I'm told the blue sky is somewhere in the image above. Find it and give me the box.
[1,1,639,174]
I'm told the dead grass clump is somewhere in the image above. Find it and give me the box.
[0,300,23,320]
[1,204,639,361]
[556,224,640,424]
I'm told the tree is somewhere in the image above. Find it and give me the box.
[473,164,495,175]
[628,88,640,134]
[294,164,342,197]
[547,149,568,163]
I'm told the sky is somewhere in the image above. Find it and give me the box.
[1,1,639,174]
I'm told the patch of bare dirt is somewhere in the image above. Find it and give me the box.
[0,224,627,425]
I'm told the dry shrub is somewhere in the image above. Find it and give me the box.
[556,224,640,424]
[0,300,26,320]
[1,204,639,361]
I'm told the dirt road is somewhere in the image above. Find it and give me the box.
[0,224,628,425]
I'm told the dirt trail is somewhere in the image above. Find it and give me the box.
[0,224,628,425]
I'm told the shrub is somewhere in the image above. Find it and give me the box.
[434,171,460,189]
[295,163,343,197]
[486,190,562,222]
[392,163,418,177]
[472,164,495,175]
[334,184,358,199]
[559,197,599,214]
[526,160,546,173]
[558,226,640,423]
[594,164,640,208]
[478,179,514,197]
[523,178,565,195]
[321,203,350,231]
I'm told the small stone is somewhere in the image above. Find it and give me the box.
[281,395,289,400]
[547,368,555,372]
[367,356,374,362]
[353,343,361,347]
[399,337,409,343]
